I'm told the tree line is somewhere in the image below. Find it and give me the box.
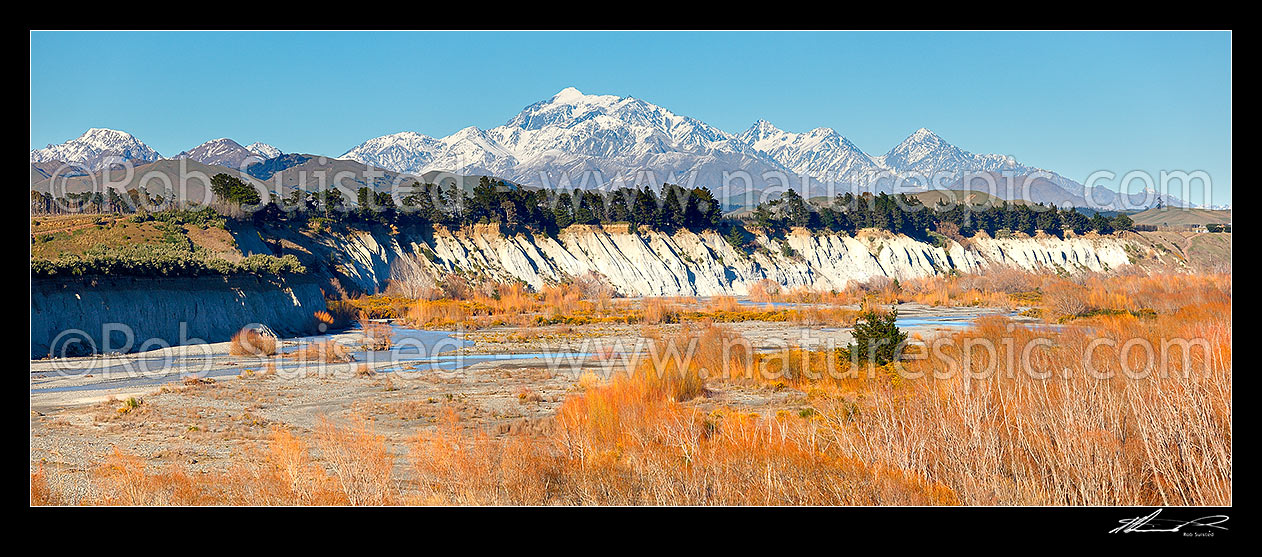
[749,190,1135,239]
[41,174,1136,241]
[234,175,725,235]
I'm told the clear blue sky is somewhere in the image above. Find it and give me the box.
[30,31,1231,204]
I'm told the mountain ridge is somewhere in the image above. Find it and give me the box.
[30,88,1190,208]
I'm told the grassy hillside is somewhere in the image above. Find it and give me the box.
[31,213,241,261]
[804,189,1025,208]
[912,189,1027,207]
[1129,207,1232,227]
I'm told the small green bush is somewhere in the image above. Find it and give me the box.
[31,244,305,278]
[844,309,908,367]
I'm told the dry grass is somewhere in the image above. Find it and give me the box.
[42,418,398,506]
[40,272,1230,507]
[705,295,741,313]
[403,330,952,505]
[734,274,1232,505]
[829,307,1231,505]
[747,278,782,302]
[313,310,335,328]
[323,301,360,328]
[229,328,277,357]
[313,417,396,505]
[371,277,867,330]
[359,320,393,351]
[641,298,681,325]
[288,341,354,363]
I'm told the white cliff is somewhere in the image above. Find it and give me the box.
[318,225,1139,297]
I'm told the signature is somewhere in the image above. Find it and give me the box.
[1110,509,1229,534]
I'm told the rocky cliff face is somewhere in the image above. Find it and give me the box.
[319,224,1138,297]
[29,226,1144,358]
[31,275,325,358]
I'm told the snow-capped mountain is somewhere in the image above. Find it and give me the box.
[492,87,741,158]
[737,120,883,184]
[246,142,282,159]
[340,87,1071,197]
[30,128,161,171]
[32,89,1187,208]
[174,138,272,169]
[342,87,782,194]
[342,127,516,177]
[876,127,1023,177]
[342,132,443,174]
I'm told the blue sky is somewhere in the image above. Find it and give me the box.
[30,31,1231,204]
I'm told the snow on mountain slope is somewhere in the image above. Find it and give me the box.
[340,128,517,177]
[341,87,782,195]
[30,128,161,171]
[33,89,1182,208]
[737,120,883,184]
[876,128,1028,178]
[492,87,740,158]
[341,131,443,174]
[339,88,1097,201]
[174,138,268,169]
[246,142,282,159]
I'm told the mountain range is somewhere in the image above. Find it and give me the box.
[29,88,1187,209]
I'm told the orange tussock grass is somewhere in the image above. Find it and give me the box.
[359,320,393,351]
[406,299,471,328]
[541,283,583,317]
[313,417,396,505]
[542,367,955,504]
[216,422,393,505]
[759,296,1231,505]
[31,463,63,506]
[705,295,741,313]
[788,305,859,327]
[43,275,1227,506]
[313,310,335,327]
[641,297,681,325]
[707,274,1231,505]
[323,300,360,328]
[53,419,397,506]
[409,407,561,505]
[87,448,211,506]
[747,279,782,302]
[229,328,277,357]
[288,340,354,363]
[779,286,862,306]
[403,340,953,505]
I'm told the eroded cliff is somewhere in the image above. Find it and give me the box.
[314,224,1144,297]
[31,275,325,358]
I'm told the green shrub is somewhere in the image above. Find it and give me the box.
[844,309,908,367]
[30,244,305,278]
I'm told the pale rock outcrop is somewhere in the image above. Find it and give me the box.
[321,225,1140,297]
[31,275,325,358]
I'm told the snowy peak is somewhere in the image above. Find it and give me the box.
[332,88,1162,207]
[736,120,785,146]
[339,127,518,176]
[340,131,443,174]
[174,138,271,169]
[30,128,161,170]
[880,127,992,176]
[246,142,282,159]
[737,121,880,182]
[504,87,625,131]
[884,128,951,161]
[551,86,589,103]
[909,127,941,142]
[492,87,738,160]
